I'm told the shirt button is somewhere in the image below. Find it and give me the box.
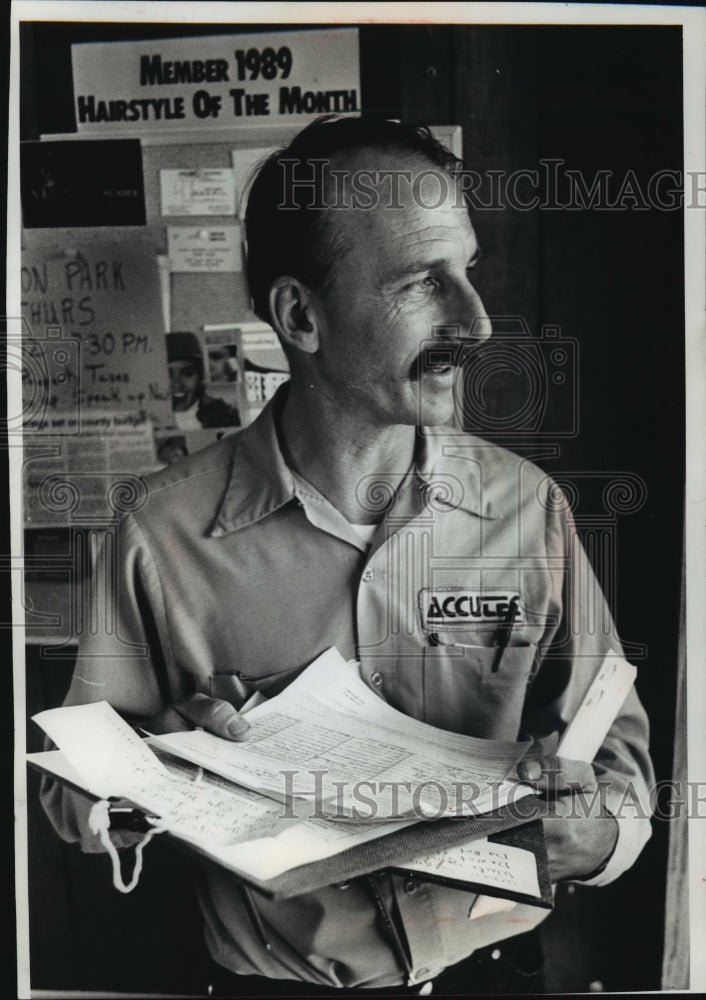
[370,671,383,687]
[404,879,418,894]
[491,948,502,960]
[419,983,433,996]
[362,567,375,582]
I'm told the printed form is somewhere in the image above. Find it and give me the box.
[149,647,534,820]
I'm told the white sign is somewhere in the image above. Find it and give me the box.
[167,225,242,273]
[160,168,236,216]
[71,29,360,133]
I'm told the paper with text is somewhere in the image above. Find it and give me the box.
[403,836,541,899]
[159,168,236,216]
[32,703,284,846]
[151,648,533,819]
[30,702,415,869]
[558,650,637,763]
[33,701,166,799]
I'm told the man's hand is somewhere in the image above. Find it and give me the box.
[146,693,250,741]
[517,753,618,883]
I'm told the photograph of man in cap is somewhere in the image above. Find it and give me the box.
[167,331,241,430]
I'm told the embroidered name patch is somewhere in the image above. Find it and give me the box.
[419,589,523,632]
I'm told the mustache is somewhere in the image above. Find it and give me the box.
[409,339,482,379]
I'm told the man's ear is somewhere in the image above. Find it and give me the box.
[268,278,320,355]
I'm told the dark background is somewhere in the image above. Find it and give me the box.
[19,21,684,995]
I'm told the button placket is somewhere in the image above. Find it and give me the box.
[392,878,444,985]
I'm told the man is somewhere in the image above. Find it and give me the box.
[207,343,240,383]
[167,330,241,429]
[42,117,653,995]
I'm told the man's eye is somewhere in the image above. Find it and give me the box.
[405,275,439,293]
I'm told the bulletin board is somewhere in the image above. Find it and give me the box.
[19,25,363,530]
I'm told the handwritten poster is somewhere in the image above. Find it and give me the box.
[21,236,172,430]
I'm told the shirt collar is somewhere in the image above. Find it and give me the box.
[414,426,499,520]
[209,385,296,537]
[210,389,498,537]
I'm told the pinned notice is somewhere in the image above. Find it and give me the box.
[167,226,241,273]
[160,168,236,217]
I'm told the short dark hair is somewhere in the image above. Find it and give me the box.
[243,116,462,325]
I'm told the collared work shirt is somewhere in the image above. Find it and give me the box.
[42,390,653,989]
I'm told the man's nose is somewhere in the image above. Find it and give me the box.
[456,281,492,343]
[435,282,492,346]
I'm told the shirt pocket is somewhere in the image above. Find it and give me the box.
[422,641,537,740]
[208,662,307,705]
[234,661,309,696]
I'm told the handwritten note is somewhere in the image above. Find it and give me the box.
[405,836,541,899]
[558,650,637,762]
[33,700,166,800]
[32,702,288,847]
[30,700,415,872]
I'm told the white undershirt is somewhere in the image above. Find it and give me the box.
[347,521,378,546]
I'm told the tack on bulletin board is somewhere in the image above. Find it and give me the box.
[167,226,242,272]
[160,168,236,216]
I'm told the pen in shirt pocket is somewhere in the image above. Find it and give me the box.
[428,596,520,667]
[491,595,520,672]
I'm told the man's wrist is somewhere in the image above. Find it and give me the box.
[572,810,619,882]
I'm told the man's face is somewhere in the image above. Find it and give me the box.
[168,359,202,411]
[309,152,491,428]
[208,347,238,383]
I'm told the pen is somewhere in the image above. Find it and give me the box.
[491,596,519,673]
